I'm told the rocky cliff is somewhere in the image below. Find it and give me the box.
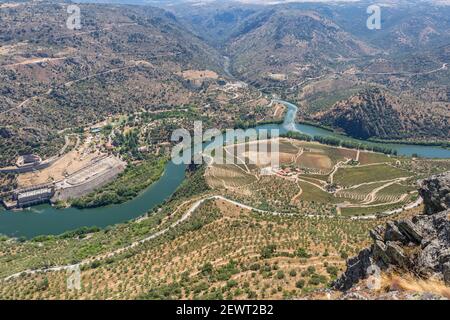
[334,171,450,292]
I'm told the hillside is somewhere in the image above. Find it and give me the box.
[226,8,376,87]
[0,163,420,299]
[313,88,449,141]
[333,171,450,299]
[0,2,273,167]
[167,1,450,143]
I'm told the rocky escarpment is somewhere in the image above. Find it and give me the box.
[334,171,450,291]
[419,173,450,215]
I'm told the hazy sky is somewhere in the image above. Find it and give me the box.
[77,0,449,6]
[156,0,447,5]
[180,0,360,3]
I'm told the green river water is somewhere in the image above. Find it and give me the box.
[1,100,449,238]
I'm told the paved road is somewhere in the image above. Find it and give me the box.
[354,63,448,76]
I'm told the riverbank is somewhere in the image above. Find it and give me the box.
[276,100,450,159]
[71,156,167,209]
[280,131,397,155]
[0,161,186,238]
[1,100,450,238]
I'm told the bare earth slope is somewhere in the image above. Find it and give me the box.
[0,2,223,166]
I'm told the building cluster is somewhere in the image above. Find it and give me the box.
[2,184,55,209]
[0,154,53,174]
[16,154,42,168]
[1,154,127,210]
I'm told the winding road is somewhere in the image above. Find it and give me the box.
[2,192,423,282]
[0,60,156,117]
[354,63,448,76]
[1,54,439,283]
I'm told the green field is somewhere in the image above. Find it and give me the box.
[297,181,340,204]
[358,152,394,165]
[334,164,411,187]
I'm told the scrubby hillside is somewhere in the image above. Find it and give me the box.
[227,8,376,87]
[314,88,449,140]
[0,1,224,166]
[334,171,450,299]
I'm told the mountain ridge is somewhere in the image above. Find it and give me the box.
[314,88,449,141]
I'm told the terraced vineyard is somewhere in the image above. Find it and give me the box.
[1,0,450,302]
[1,137,448,300]
[0,198,419,299]
[205,138,443,218]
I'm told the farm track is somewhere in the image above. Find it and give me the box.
[345,175,410,190]
[291,182,303,203]
[293,147,304,164]
[328,159,352,185]
[2,52,439,283]
[0,60,157,117]
[360,177,410,205]
[2,190,423,282]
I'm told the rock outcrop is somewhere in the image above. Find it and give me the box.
[419,172,450,215]
[334,172,450,291]
[0,127,11,139]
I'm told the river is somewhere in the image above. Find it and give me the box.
[1,100,449,238]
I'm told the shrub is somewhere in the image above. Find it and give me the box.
[307,266,316,274]
[326,266,339,277]
[295,279,305,289]
[296,247,311,259]
[260,244,277,259]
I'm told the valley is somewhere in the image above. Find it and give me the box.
[0,0,449,301]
